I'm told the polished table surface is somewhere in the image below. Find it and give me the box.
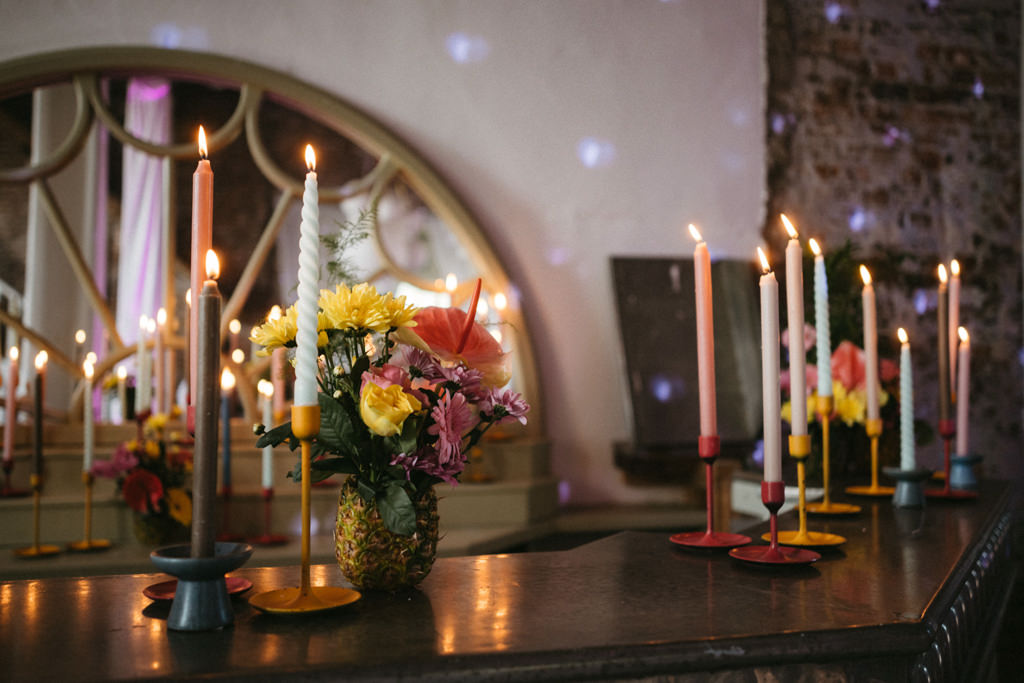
[0,480,1015,681]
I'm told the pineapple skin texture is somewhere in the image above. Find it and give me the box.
[335,477,439,591]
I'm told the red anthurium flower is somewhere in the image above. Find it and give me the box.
[831,340,866,392]
[122,469,164,514]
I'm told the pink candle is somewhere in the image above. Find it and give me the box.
[757,248,781,483]
[3,346,18,465]
[189,127,213,409]
[860,266,879,421]
[780,215,807,437]
[955,327,970,456]
[688,224,716,437]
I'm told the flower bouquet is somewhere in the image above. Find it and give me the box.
[251,281,528,589]
[92,412,193,545]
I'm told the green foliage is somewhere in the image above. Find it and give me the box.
[322,209,375,285]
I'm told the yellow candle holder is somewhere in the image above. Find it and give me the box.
[806,396,860,516]
[845,418,895,497]
[13,474,62,558]
[249,404,360,614]
[68,472,112,552]
[768,433,846,548]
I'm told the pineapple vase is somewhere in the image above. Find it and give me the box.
[334,477,440,591]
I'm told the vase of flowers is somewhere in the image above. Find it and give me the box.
[92,412,193,546]
[252,281,528,591]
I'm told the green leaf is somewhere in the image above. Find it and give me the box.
[318,393,358,455]
[379,481,416,536]
[311,458,358,476]
[357,478,378,504]
[256,421,294,448]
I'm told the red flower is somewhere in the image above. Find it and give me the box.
[830,340,866,392]
[398,306,509,387]
[122,469,164,514]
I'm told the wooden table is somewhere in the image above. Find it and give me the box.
[0,481,1015,681]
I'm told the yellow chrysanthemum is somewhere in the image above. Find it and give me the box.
[833,382,866,426]
[145,412,168,432]
[382,292,418,330]
[319,283,393,333]
[250,306,298,355]
[143,440,161,459]
[781,395,815,426]
[165,487,192,527]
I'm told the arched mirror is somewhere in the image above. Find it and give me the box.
[0,47,540,438]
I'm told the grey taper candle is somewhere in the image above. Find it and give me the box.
[191,267,221,558]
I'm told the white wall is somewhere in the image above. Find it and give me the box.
[0,0,765,504]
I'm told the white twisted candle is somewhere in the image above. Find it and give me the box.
[294,145,320,407]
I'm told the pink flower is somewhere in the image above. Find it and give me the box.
[91,443,139,479]
[480,387,530,426]
[396,306,509,387]
[781,323,816,352]
[831,340,866,392]
[880,358,899,383]
[428,391,476,465]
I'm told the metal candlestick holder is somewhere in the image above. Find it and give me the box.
[807,396,860,515]
[150,541,253,631]
[845,418,895,497]
[731,480,820,566]
[949,453,982,491]
[884,466,932,508]
[13,474,61,558]
[249,405,360,614]
[670,435,751,549]
[67,472,111,552]
[926,419,977,500]
[248,488,289,546]
[765,434,845,548]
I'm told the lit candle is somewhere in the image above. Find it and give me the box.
[757,247,782,483]
[955,327,970,456]
[33,351,47,478]
[74,329,86,365]
[116,365,127,424]
[268,305,287,422]
[897,327,914,470]
[808,238,831,398]
[82,359,94,473]
[190,127,213,416]
[293,144,320,408]
[4,346,18,466]
[192,249,222,558]
[937,264,950,423]
[948,259,960,387]
[220,367,235,494]
[860,266,879,421]
[134,316,148,416]
[258,379,274,490]
[780,215,807,437]
[230,348,245,365]
[688,224,717,438]
[155,307,167,415]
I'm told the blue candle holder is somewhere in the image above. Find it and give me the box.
[150,542,252,631]
[949,453,982,491]
[883,466,931,508]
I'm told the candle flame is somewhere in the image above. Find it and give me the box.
[937,263,948,284]
[117,365,127,380]
[198,126,208,159]
[305,144,316,171]
[156,308,167,326]
[687,223,703,243]
[74,329,86,345]
[780,213,798,239]
[221,367,236,392]
[268,305,282,322]
[897,327,909,344]
[146,317,156,334]
[206,250,220,280]
[85,351,97,365]
[9,346,18,362]
[493,292,508,311]
[139,315,148,330]
[258,379,274,398]
[958,326,969,343]
[445,273,458,292]
[808,238,822,257]
[185,288,191,307]
[34,350,47,370]
[83,359,94,380]
[859,265,872,285]
[231,348,245,364]
[950,259,960,277]
[229,318,241,334]
[756,246,771,273]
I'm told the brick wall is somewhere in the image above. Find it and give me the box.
[765,0,1021,477]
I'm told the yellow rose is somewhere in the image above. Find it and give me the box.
[359,381,422,437]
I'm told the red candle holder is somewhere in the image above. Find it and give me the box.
[671,435,751,549]
[730,481,820,565]
[248,488,289,546]
[926,419,977,500]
